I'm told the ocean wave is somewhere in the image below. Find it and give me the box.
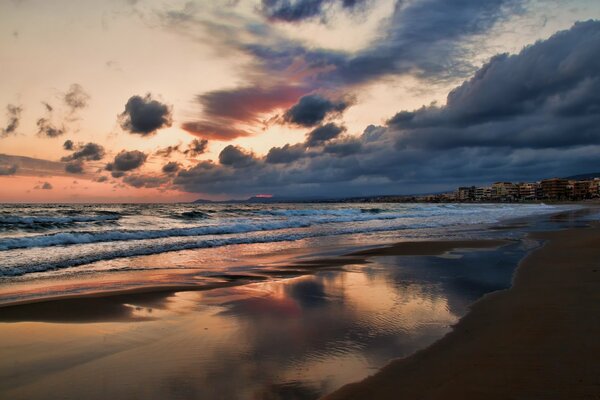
[0,214,120,226]
[172,210,210,220]
[0,223,425,276]
[0,212,414,250]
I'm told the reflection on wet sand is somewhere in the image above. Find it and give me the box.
[0,239,527,400]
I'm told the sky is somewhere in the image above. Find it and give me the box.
[1,0,600,202]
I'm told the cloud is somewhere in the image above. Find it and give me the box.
[36,118,65,138]
[35,182,53,190]
[162,161,181,174]
[0,154,74,177]
[65,161,84,174]
[232,0,525,95]
[155,144,181,158]
[266,143,307,164]
[1,104,22,137]
[105,150,147,172]
[323,136,362,155]
[182,84,307,140]
[61,142,106,162]
[123,173,169,188]
[118,94,173,136]
[283,94,351,127]
[260,0,368,22]
[219,145,258,168]
[389,20,600,150]
[110,171,126,178]
[305,123,345,146]
[64,84,90,113]
[171,22,600,198]
[63,140,74,150]
[181,121,252,141]
[0,164,18,175]
[155,138,209,158]
[184,138,208,157]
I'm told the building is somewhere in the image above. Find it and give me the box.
[456,186,476,201]
[572,180,592,199]
[474,187,492,201]
[492,182,518,201]
[589,179,600,198]
[541,178,569,200]
[518,182,539,200]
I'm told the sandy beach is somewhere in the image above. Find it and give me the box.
[324,221,600,399]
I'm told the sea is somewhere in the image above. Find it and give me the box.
[0,202,561,279]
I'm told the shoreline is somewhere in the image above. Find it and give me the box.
[0,238,510,321]
[322,221,600,399]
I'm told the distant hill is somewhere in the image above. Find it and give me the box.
[192,199,214,204]
[564,172,600,180]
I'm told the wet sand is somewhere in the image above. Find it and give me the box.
[323,224,600,399]
[0,239,508,322]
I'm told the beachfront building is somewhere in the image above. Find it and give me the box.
[518,182,539,201]
[590,179,600,198]
[492,182,518,201]
[541,178,569,200]
[474,187,492,201]
[456,186,476,202]
[572,180,592,199]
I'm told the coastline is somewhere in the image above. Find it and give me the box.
[322,221,600,399]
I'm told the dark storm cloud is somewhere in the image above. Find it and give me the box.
[390,20,600,150]
[0,164,18,176]
[1,104,22,137]
[123,174,169,188]
[245,0,523,89]
[61,142,106,162]
[119,94,173,136]
[184,138,208,157]
[65,161,84,174]
[305,123,345,146]
[105,150,147,172]
[260,0,367,22]
[36,118,65,138]
[162,161,181,174]
[64,84,90,113]
[171,22,600,198]
[283,94,351,127]
[266,143,307,164]
[323,137,362,155]
[219,145,258,168]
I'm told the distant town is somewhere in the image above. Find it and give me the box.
[337,174,600,204]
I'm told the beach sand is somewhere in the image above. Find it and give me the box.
[323,223,600,399]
